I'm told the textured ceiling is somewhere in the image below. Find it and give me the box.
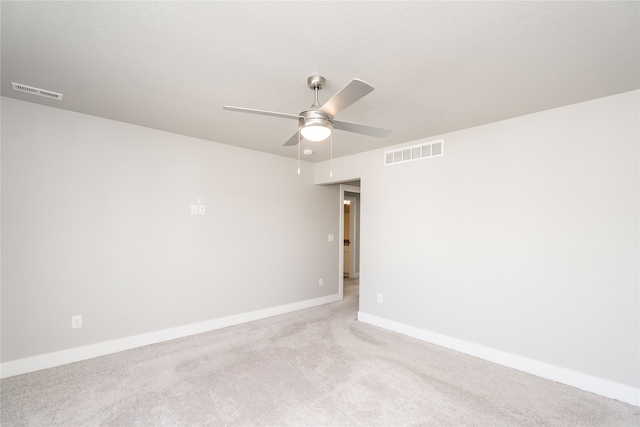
[2,1,638,162]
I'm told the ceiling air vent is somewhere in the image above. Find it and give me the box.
[12,82,63,100]
[385,139,444,166]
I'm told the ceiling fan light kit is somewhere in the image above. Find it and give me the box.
[223,75,392,147]
[299,110,333,141]
[300,125,331,141]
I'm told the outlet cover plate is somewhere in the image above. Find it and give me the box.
[71,315,82,329]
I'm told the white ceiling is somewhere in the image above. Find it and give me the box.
[2,1,638,162]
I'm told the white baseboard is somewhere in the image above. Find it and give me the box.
[357,311,639,407]
[0,293,341,379]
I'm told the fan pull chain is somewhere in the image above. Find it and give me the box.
[330,133,333,178]
[297,130,301,175]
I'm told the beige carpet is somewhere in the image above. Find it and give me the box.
[1,279,639,426]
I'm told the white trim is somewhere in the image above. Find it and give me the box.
[357,311,640,407]
[0,293,341,379]
[338,187,345,299]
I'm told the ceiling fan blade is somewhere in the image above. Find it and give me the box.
[333,120,392,138]
[283,131,300,147]
[223,106,301,121]
[319,79,374,117]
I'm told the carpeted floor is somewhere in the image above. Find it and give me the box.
[1,279,639,426]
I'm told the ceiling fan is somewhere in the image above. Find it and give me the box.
[223,75,392,147]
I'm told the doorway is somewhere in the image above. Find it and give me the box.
[343,194,358,279]
[339,183,360,300]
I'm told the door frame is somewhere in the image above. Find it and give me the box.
[343,195,358,279]
[339,184,360,299]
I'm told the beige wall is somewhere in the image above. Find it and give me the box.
[317,91,640,390]
[1,97,339,362]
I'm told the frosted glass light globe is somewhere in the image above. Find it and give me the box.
[300,125,331,141]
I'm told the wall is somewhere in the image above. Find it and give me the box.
[316,90,639,404]
[1,97,339,366]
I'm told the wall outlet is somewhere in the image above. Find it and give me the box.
[377,294,384,304]
[190,204,198,215]
[319,278,324,286]
[198,204,205,215]
[328,234,334,242]
[71,315,82,329]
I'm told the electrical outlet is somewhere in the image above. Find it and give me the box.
[71,315,82,329]
[377,294,384,304]
[319,278,324,286]
[198,204,205,215]
[328,234,334,242]
[190,204,198,215]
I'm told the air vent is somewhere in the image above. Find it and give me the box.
[385,139,444,165]
[12,82,63,100]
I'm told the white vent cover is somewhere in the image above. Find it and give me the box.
[385,139,444,165]
[12,82,63,100]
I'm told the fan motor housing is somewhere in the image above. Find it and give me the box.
[300,109,333,129]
